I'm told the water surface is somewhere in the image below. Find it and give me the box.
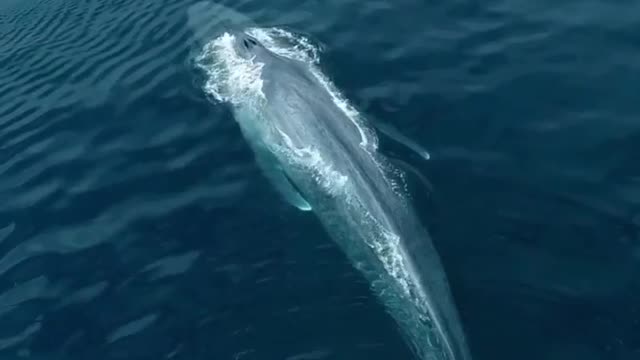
[1,0,639,359]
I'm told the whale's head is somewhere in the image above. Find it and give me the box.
[231,32,271,62]
[230,30,318,94]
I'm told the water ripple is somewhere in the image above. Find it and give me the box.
[0,0,254,357]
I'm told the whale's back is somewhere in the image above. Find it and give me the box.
[265,57,472,360]
[194,28,472,360]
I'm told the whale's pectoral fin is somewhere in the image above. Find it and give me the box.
[374,119,435,196]
[373,121,431,162]
[267,168,312,211]
[254,149,312,211]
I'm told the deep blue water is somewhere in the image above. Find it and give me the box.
[1,0,639,359]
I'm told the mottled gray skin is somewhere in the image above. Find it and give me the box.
[232,31,472,360]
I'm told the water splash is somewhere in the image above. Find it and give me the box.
[193,32,266,105]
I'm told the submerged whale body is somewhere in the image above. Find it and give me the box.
[194,28,472,360]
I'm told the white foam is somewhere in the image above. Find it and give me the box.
[246,27,320,64]
[193,32,265,105]
[275,128,348,196]
[358,206,422,305]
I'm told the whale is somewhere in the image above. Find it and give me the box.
[194,28,472,360]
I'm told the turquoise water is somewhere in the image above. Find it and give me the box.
[1,0,639,359]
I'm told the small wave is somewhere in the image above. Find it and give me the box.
[0,2,249,356]
[0,0,192,148]
[0,223,15,244]
[106,313,158,344]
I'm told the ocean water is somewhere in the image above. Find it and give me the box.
[1,0,639,359]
